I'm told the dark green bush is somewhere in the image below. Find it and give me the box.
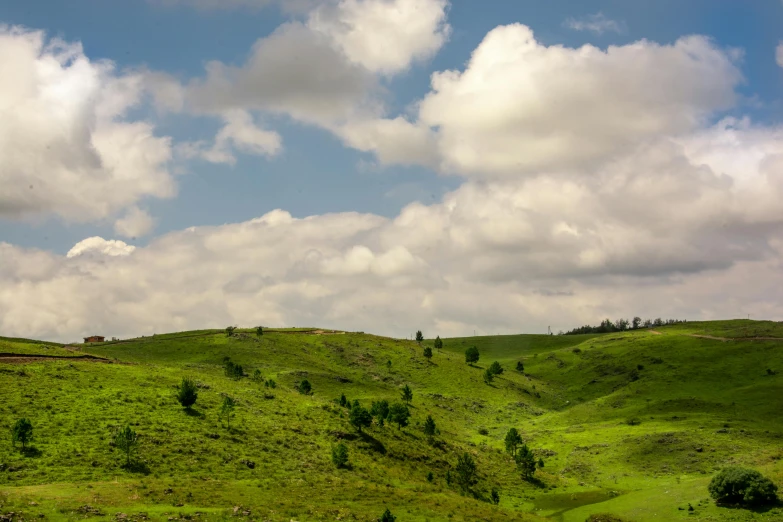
[331,443,348,468]
[708,467,778,506]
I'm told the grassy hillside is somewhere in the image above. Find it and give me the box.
[1,321,782,521]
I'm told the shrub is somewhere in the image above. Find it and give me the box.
[478,427,489,436]
[378,508,396,522]
[265,379,276,388]
[176,378,198,409]
[423,347,433,361]
[415,330,424,342]
[708,467,778,506]
[223,359,243,380]
[465,346,480,364]
[339,393,348,408]
[255,326,263,337]
[225,326,236,337]
[11,418,33,450]
[252,369,263,382]
[491,488,500,505]
[114,425,138,467]
[434,336,443,352]
[297,379,312,395]
[483,369,495,384]
[516,361,524,372]
[331,443,349,468]
[426,471,434,482]
[370,400,390,426]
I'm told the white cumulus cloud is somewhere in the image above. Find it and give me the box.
[564,12,626,34]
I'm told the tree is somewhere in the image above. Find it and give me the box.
[176,377,198,410]
[504,427,522,457]
[538,458,545,469]
[255,326,263,337]
[401,384,413,405]
[446,470,452,486]
[489,361,503,375]
[223,358,243,380]
[423,346,433,361]
[11,418,33,451]
[415,330,424,342]
[370,400,390,426]
[515,444,537,480]
[378,509,396,522]
[516,361,524,372]
[455,453,477,492]
[632,317,641,330]
[426,471,434,482]
[423,415,436,439]
[297,379,312,395]
[226,326,236,337]
[483,369,495,384]
[220,396,236,430]
[434,336,443,353]
[332,443,349,468]
[615,318,629,331]
[339,393,349,408]
[708,467,778,506]
[643,318,652,328]
[653,317,663,327]
[491,488,500,505]
[465,346,479,364]
[349,404,373,432]
[114,425,138,467]
[388,403,410,429]
[386,360,392,371]
[252,369,263,382]
[265,379,276,389]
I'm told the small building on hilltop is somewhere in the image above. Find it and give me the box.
[83,335,105,343]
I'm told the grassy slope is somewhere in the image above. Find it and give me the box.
[0,321,781,521]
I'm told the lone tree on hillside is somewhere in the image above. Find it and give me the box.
[465,346,480,365]
[226,326,236,337]
[415,330,424,342]
[423,346,433,361]
[515,444,538,480]
[256,326,263,337]
[378,509,396,522]
[483,368,495,384]
[423,415,437,440]
[349,403,373,432]
[252,369,263,382]
[401,384,413,405]
[176,377,198,410]
[219,396,236,430]
[708,467,778,506]
[434,336,443,353]
[491,488,500,505]
[114,425,138,467]
[297,379,312,395]
[455,452,477,493]
[489,361,503,375]
[332,443,349,468]
[388,403,410,429]
[504,427,523,457]
[11,418,33,451]
[516,361,524,372]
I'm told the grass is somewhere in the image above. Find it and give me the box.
[0,321,781,521]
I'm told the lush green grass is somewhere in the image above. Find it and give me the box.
[1,322,782,521]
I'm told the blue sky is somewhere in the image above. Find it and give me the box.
[2,0,781,254]
[2,0,783,341]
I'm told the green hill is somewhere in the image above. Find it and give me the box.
[1,321,782,521]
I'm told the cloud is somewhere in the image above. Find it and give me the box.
[564,12,626,35]
[148,0,319,15]
[777,41,783,68]
[4,114,783,342]
[307,0,450,74]
[66,237,136,258]
[0,26,175,223]
[352,24,742,177]
[177,110,283,165]
[114,207,155,238]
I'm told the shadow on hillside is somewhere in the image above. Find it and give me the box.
[21,446,42,458]
[717,499,783,515]
[358,432,386,455]
[526,476,547,489]
[121,461,151,475]
[184,408,205,419]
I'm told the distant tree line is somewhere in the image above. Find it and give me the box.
[560,317,686,335]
